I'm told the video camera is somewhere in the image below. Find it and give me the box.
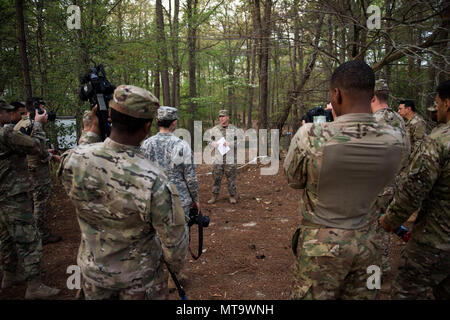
[79,64,115,141]
[302,106,333,124]
[32,98,57,122]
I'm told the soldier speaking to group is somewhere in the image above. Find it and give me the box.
[207,109,239,204]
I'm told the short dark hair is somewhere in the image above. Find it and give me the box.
[110,108,152,134]
[330,60,375,96]
[375,91,389,103]
[10,101,25,110]
[436,80,450,101]
[157,119,175,128]
[400,100,415,112]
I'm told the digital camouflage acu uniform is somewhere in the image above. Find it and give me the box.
[141,106,199,220]
[0,99,50,282]
[207,110,239,199]
[13,115,53,241]
[383,120,450,299]
[284,113,408,300]
[372,80,411,279]
[406,112,427,152]
[59,85,188,300]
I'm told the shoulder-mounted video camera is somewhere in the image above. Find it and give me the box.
[79,64,116,141]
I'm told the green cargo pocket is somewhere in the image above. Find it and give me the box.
[300,228,340,257]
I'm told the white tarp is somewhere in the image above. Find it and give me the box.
[56,118,77,149]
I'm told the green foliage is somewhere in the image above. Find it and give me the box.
[1,0,447,134]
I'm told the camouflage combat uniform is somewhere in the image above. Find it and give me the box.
[207,110,239,198]
[0,101,51,281]
[141,106,199,220]
[373,105,410,278]
[383,120,450,299]
[405,113,427,152]
[59,85,188,300]
[13,115,53,241]
[284,113,408,300]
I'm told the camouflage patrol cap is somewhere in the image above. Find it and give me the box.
[0,98,14,110]
[219,109,229,117]
[375,79,389,92]
[109,85,159,119]
[157,106,178,121]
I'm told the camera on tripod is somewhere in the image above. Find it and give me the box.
[79,64,116,140]
[32,98,56,122]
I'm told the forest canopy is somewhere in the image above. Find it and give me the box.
[1,0,449,136]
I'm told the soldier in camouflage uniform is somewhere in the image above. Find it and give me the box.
[58,85,189,300]
[370,79,410,287]
[284,61,409,300]
[9,101,27,126]
[380,80,450,300]
[398,100,427,152]
[141,106,199,221]
[14,99,62,244]
[207,109,239,204]
[0,98,60,299]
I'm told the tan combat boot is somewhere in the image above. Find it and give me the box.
[207,194,219,204]
[229,196,237,204]
[1,271,26,289]
[25,278,60,300]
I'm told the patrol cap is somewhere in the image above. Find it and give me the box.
[219,109,229,117]
[375,79,389,92]
[0,98,14,111]
[157,106,178,121]
[109,84,159,119]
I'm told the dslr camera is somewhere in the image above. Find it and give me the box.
[188,207,210,228]
[79,64,115,140]
[32,98,57,122]
[302,106,334,124]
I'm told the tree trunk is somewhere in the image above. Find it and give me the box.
[187,0,198,139]
[255,0,272,130]
[15,0,32,103]
[35,0,48,97]
[156,0,171,105]
[275,13,324,130]
[171,0,180,108]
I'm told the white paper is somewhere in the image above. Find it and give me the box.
[217,137,230,155]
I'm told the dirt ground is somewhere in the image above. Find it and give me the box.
[0,159,411,300]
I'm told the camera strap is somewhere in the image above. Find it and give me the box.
[163,261,187,300]
[189,212,204,260]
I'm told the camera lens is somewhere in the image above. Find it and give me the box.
[202,216,210,228]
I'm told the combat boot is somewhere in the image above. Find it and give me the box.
[207,194,219,204]
[25,278,60,300]
[1,271,26,289]
[229,196,237,204]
